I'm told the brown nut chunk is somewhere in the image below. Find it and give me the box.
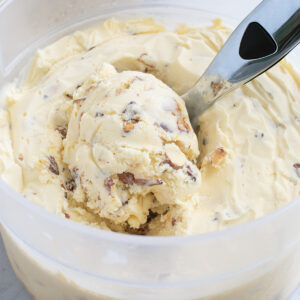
[186,165,197,182]
[162,159,182,170]
[104,177,114,195]
[73,97,86,105]
[48,156,59,175]
[118,172,163,186]
[122,101,140,133]
[56,125,67,139]
[176,104,190,133]
[123,121,136,133]
[211,147,227,166]
[118,172,135,185]
[134,178,163,186]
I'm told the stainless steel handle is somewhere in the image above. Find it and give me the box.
[184,0,300,128]
[209,0,300,84]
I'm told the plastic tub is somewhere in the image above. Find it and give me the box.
[0,0,300,299]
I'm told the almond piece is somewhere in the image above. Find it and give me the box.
[48,156,59,175]
[56,125,67,139]
[211,147,227,166]
[134,178,163,186]
[65,179,76,191]
[118,172,135,185]
[118,172,162,186]
[177,116,190,133]
[171,218,177,226]
[86,85,96,93]
[122,101,140,133]
[123,121,136,133]
[73,97,86,105]
[104,176,114,195]
[163,143,186,170]
[65,93,73,100]
[186,165,197,182]
[176,104,190,133]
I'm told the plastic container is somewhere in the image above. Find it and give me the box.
[0,0,300,299]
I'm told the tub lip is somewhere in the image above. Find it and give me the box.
[0,0,299,248]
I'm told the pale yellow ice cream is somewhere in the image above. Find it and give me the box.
[63,63,200,233]
[0,18,299,235]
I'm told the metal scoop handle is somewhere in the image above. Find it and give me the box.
[184,0,300,128]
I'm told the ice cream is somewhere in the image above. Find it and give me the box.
[63,63,200,234]
[0,18,299,236]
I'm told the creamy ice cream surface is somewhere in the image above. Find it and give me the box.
[0,18,299,235]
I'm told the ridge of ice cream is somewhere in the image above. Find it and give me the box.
[0,18,299,235]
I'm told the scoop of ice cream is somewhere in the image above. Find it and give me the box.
[63,63,200,232]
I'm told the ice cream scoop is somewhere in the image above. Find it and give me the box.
[184,0,300,129]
